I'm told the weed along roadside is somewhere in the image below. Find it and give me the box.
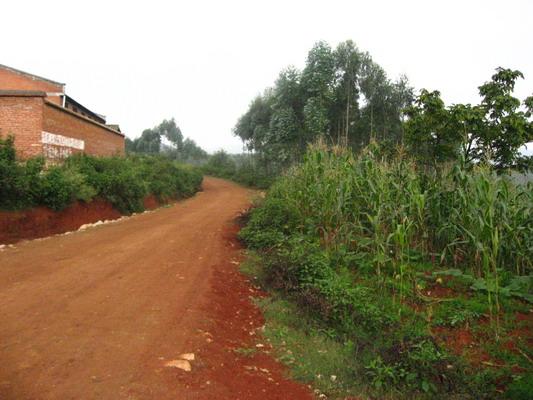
[237,144,533,400]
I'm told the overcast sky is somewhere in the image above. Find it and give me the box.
[2,0,532,153]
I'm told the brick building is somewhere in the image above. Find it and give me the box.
[0,64,125,160]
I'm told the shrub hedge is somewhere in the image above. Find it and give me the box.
[0,136,203,213]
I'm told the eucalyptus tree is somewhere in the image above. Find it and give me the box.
[127,118,210,165]
[169,138,208,164]
[333,40,363,146]
[158,118,183,152]
[234,39,414,172]
[300,42,336,145]
[234,93,274,154]
[128,128,162,154]
[269,67,305,162]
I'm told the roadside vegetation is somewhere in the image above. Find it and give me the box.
[201,150,273,189]
[0,136,202,213]
[124,118,272,188]
[126,118,209,165]
[240,143,532,398]
[236,41,532,399]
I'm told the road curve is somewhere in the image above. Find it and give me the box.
[0,177,312,400]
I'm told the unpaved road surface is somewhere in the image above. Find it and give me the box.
[0,178,312,400]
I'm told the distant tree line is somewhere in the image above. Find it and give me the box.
[201,149,273,188]
[234,40,532,176]
[126,118,209,165]
[234,40,413,172]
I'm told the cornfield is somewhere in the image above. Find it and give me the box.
[268,142,532,332]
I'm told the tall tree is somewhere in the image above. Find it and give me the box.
[476,68,533,169]
[127,118,208,164]
[234,40,413,171]
[404,68,532,171]
[158,118,183,151]
[403,90,463,166]
[333,40,363,145]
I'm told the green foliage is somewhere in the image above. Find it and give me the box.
[248,294,366,399]
[126,128,161,154]
[202,150,236,178]
[40,167,95,211]
[240,143,532,398]
[0,137,202,213]
[432,297,485,327]
[505,374,533,400]
[202,151,275,189]
[234,40,413,173]
[405,67,533,171]
[126,118,209,165]
[239,197,298,249]
[0,136,45,209]
[403,90,464,165]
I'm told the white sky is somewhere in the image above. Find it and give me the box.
[2,0,532,154]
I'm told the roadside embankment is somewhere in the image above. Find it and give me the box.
[0,195,167,244]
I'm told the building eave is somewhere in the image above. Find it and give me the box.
[64,95,106,124]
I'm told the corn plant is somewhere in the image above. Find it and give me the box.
[262,142,532,336]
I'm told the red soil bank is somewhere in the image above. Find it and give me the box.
[0,196,163,244]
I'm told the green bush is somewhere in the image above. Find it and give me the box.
[39,167,95,211]
[0,136,45,209]
[0,137,203,213]
[99,168,146,213]
[239,197,299,249]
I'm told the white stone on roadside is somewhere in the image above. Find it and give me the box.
[179,353,195,361]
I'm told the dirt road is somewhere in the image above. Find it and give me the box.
[0,177,312,400]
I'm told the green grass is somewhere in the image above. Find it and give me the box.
[257,296,368,398]
[242,255,367,398]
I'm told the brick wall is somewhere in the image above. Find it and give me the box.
[0,95,44,158]
[43,102,125,158]
[0,67,64,105]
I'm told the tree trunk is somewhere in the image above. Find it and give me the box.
[345,82,350,147]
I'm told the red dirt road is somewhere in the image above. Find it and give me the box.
[0,178,313,400]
